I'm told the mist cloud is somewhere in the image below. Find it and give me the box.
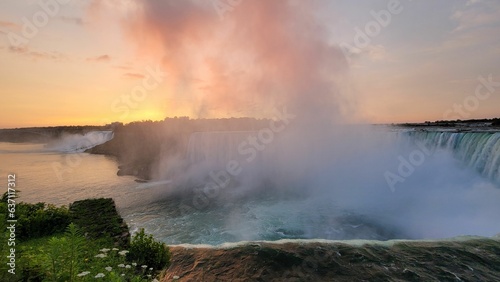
[90,0,348,119]
[89,1,500,242]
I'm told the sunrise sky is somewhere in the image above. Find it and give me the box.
[0,0,499,128]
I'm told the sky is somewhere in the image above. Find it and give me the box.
[0,0,499,128]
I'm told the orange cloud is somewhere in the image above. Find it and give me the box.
[0,20,20,31]
[8,46,66,61]
[86,54,111,62]
[123,72,145,79]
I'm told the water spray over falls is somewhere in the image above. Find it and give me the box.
[89,0,500,243]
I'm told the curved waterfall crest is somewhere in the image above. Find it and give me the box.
[402,131,500,183]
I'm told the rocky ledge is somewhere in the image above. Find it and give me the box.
[161,238,500,281]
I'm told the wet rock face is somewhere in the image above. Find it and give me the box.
[161,239,500,281]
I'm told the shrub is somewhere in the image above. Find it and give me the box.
[127,229,171,270]
[0,193,69,241]
[15,202,71,241]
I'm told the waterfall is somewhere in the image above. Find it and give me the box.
[186,131,255,167]
[45,131,114,153]
[402,130,500,183]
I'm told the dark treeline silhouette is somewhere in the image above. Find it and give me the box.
[399,117,500,128]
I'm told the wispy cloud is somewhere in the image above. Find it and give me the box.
[86,54,111,62]
[58,16,86,26]
[419,0,500,55]
[123,72,145,79]
[466,0,481,7]
[0,20,20,34]
[0,20,20,30]
[8,46,66,61]
[451,0,500,32]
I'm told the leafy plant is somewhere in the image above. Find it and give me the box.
[46,223,85,281]
[127,229,171,270]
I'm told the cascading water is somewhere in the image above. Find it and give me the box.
[186,131,255,168]
[401,130,500,183]
[44,131,114,153]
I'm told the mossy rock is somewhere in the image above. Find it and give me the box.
[69,198,129,248]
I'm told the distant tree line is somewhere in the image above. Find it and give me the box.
[400,117,500,127]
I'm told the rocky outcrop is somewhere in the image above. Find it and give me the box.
[69,198,130,248]
[161,239,500,281]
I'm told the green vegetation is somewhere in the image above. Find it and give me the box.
[16,202,70,242]
[0,196,170,281]
[127,229,171,270]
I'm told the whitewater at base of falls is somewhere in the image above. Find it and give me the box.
[128,128,500,245]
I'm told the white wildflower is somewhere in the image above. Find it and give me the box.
[105,266,112,272]
[77,271,90,277]
[125,265,131,269]
[141,265,147,269]
[95,273,105,278]
[112,248,119,251]
[149,267,153,271]
[132,262,137,267]
[94,253,107,258]
[118,264,125,268]
[99,248,111,253]
[118,250,129,256]
[121,274,125,277]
